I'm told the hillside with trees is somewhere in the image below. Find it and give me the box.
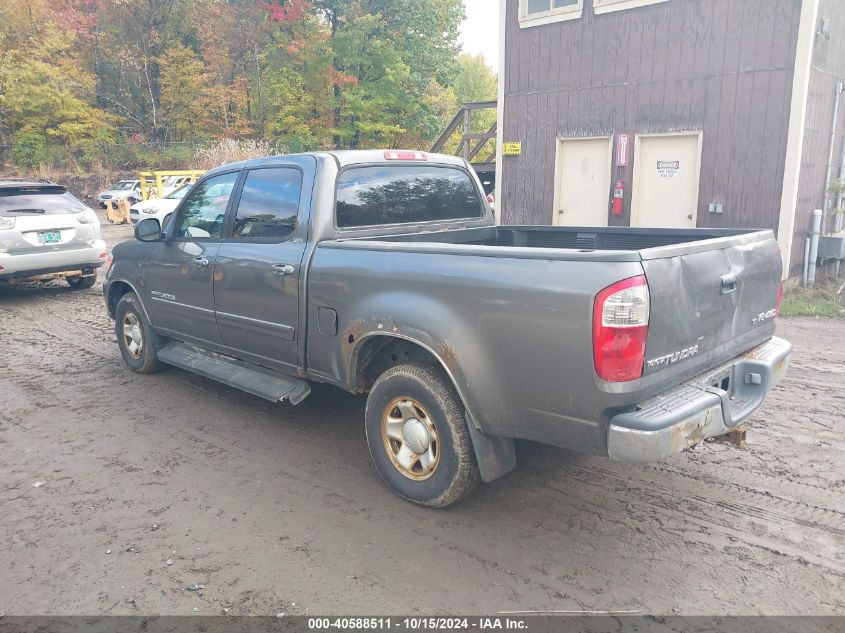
[0,0,497,170]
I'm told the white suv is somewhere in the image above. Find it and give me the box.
[129,183,192,226]
[97,179,142,208]
[0,180,108,289]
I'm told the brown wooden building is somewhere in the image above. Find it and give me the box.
[494,0,845,278]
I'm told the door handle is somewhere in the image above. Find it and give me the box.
[272,264,295,276]
[721,273,738,294]
[192,257,210,268]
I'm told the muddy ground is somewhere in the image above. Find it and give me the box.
[0,220,843,616]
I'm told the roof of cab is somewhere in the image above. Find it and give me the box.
[203,150,467,177]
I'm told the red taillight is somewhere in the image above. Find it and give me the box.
[776,282,784,316]
[593,276,650,382]
[384,151,428,161]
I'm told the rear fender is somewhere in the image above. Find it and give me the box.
[349,330,516,483]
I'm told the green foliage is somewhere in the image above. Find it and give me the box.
[0,0,469,168]
[10,130,48,169]
[780,284,845,318]
[454,53,498,105]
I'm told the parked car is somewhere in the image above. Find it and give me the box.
[97,180,142,208]
[158,176,192,197]
[104,151,791,507]
[0,180,107,289]
[130,184,192,226]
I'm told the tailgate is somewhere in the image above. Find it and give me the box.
[7,215,95,255]
[641,234,782,381]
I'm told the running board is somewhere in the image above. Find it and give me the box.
[157,342,311,405]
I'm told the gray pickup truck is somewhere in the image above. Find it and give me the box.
[104,151,791,507]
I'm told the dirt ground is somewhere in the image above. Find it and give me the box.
[0,220,843,617]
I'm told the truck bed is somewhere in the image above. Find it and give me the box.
[337,225,769,260]
[313,223,782,454]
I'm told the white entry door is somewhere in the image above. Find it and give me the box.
[553,137,612,227]
[632,133,702,228]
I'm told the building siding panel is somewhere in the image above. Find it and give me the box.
[790,0,845,276]
[501,0,803,231]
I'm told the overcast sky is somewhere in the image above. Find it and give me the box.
[460,0,500,73]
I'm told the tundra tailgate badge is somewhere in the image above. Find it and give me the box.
[646,338,704,369]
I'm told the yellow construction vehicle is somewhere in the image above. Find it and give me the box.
[138,170,206,201]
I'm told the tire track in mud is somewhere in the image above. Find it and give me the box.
[521,461,845,579]
[587,462,845,534]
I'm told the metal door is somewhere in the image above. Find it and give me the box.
[553,137,612,227]
[632,133,702,228]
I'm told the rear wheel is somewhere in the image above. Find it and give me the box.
[365,364,480,508]
[66,274,96,290]
[115,293,166,374]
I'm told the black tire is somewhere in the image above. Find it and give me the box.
[66,274,97,290]
[365,364,480,508]
[115,292,167,374]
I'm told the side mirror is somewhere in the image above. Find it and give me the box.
[135,218,162,242]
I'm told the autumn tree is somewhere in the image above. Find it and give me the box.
[0,0,115,165]
[0,0,472,166]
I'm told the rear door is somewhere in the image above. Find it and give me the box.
[213,160,314,372]
[641,235,782,381]
[144,170,240,345]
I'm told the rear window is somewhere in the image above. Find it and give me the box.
[0,187,87,216]
[336,165,483,228]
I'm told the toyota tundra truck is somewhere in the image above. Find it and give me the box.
[103,151,791,507]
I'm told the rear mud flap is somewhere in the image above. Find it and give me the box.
[466,419,516,483]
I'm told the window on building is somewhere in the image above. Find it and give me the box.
[520,0,582,27]
[231,168,302,240]
[526,0,579,14]
[593,0,668,15]
[336,165,483,228]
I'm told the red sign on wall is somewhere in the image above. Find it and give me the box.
[616,134,629,167]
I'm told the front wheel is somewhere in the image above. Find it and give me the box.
[365,364,480,508]
[115,293,166,374]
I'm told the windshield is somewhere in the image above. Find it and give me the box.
[0,187,88,216]
[109,181,136,191]
[166,185,191,200]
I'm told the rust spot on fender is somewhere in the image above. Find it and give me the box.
[436,341,460,370]
[342,319,368,356]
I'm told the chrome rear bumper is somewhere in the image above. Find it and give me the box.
[607,336,792,463]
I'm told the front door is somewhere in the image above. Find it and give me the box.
[632,133,702,228]
[144,171,240,346]
[213,165,310,372]
[553,137,612,227]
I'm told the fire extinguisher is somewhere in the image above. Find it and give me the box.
[612,179,625,215]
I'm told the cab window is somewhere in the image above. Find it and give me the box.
[231,168,302,240]
[336,165,483,228]
[171,172,239,239]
